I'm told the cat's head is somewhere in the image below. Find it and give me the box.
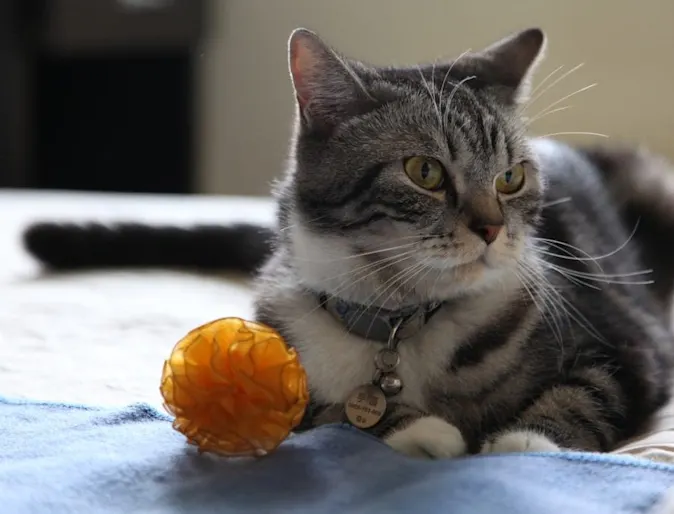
[281,28,547,304]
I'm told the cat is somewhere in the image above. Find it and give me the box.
[23,27,674,458]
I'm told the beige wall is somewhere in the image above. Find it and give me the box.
[196,0,674,196]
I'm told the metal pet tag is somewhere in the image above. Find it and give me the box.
[345,384,387,429]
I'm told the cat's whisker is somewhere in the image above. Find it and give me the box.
[444,75,476,128]
[521,258,609,345]
[342,260,430,337]
[417,65,444,134]
[535,131,609,139]
[525,105,573,127]
[532,218,641,264]
[541,197,572,209]
[531,238,604,272]
[534,240,653,287]
[521,62,585,113]
[543,266,603,290]
[522,259,584,324]
[365,255,433,307]
[539,253,654,290]
[526,64,565,102]
[364,257,436,337]
[379,258,434,304]
[519,260,570,336]
[365,259,428,308]
[280,214,328,232]
[293,240,420,263]
[515,266,565,347]
[533,238,601,261]
[439,48,471,130]
[569,268,652,279]
[326,251,418,296]
[429,260,449,300]
[545,262,652,279]
[545,262,654,286]
[286,252,417,328]
[527,83,597,125]
[534,247,606,265]
[407,260,438,303]
[538,273,609,345]
[558,274,654,288]
[430,59,441,126]
[519,262,575,366]
[319,249,419,283]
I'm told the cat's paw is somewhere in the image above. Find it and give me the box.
[481,430,560,455]
[385,416,467,459]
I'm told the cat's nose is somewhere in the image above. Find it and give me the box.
[470,223,503,245]
[462,195,504,244]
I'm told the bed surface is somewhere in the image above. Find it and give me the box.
[3,188,674,513]
[0,189,273,408]
[2,188,674,453]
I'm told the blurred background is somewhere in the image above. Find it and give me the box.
[1,0,672,197]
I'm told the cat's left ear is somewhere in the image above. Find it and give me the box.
[472,28,546,105]
[288,28,377,132]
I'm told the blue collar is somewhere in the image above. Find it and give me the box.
[318,293,443,343]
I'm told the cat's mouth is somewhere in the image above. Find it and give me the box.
[421,248,486,270]
[455,253,494,270]
[419,240,518,273]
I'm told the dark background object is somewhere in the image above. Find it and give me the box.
[0,0,206,194]
[0,1,44,189]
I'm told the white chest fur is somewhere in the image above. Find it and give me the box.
[271,287,507,410]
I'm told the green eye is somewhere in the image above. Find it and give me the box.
[495,162,526,194]
[404,156,445,191]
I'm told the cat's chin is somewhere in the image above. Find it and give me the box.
[423,247,486,270]
[423,257,483,272]
[415,264,516,303]
[420,238,521,278]
[420,251,521,299]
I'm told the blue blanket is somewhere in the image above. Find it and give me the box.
[2,397,673,513]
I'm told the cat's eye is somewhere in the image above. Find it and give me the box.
[495,162,526,194]
[404,156,445,191]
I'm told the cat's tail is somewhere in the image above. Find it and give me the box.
[23,222,274,273]
[582,145,674,308]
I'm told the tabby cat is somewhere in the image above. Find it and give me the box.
[24,28,674,457]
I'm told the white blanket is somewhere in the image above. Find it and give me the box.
[0,190,273,408]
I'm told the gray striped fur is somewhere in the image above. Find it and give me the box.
[253,28,674,457]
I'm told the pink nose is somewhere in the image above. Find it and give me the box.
[474,224,502,245]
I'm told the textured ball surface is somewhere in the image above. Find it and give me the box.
[160,317,308,457]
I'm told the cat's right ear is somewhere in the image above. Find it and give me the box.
[288,29,375,131]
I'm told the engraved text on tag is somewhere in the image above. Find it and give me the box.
[345,385,387,429]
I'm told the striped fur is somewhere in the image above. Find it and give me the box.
[255,28,674,457]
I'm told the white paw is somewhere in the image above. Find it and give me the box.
[481,430,560,454]
[385,416,467,459]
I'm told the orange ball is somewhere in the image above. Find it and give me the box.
[160,317,309,457]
